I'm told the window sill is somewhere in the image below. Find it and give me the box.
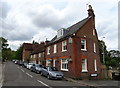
[62,50,67,52]
[61,69,68,71]
[81,49,87,51]
[82,70,88,72]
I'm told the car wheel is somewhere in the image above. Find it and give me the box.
[47,74,51,79]
[36,70,39,74]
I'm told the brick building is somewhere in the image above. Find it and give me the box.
[45,5,101,79]
[22,42,41,63]
[22,43,33,62]
[30,42,46,66]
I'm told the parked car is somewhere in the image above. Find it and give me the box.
[41,66,64,79]
[31,64,43,73]
[12,59,16,63]
[18,60,24,66]
[23,62,28,68]
[27,63,34,70]
[14,60,19,64]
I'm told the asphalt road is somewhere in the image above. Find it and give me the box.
[2,61,89,88]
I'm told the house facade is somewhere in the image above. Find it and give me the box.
[22,43,33,62]
[30,42,46,66]
[22,42,42,63]
[45,5,101,79]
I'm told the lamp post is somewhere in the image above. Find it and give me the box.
[102,37,105,64]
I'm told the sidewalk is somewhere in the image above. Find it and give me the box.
[65,77,120,88]
[0,61,5,88]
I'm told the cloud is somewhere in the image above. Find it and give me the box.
[0,0,119,51]
[0,1,11,19]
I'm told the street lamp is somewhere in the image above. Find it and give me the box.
[102,37,105,64]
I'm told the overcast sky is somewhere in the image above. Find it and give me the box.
[0,0,119,51]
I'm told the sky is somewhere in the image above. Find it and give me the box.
[0,0,119,51]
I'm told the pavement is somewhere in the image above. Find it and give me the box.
[0,61,4,88]
[64,77,120,88]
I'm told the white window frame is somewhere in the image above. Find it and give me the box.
[53,59,57,67]
[34,54,36,58]
[82,58,88,72]
[94,43,96,53]
[81,39,87,51]
[46,60,51,66]
[62,41,67,52]
[54,44,57,53]
[94,59,97,71]
[47,46,50,55]
[61,59,68,71]
[39,53,41,57]
[30,55,33,58]
[93,29,95,36]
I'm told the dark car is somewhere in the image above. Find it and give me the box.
[23,62,28,68]
[41,66,64,79]
[19,60,24,66]
[31,64,43,73]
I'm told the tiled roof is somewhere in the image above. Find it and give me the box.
[23,43,33,50]
[47,17,91,46]
[31,44,45,55]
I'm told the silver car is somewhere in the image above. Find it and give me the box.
[41,66,64,79]
[27,63,34,70]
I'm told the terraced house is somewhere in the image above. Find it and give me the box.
[22,42,41,63]
[30,42,46,66]
[45,5,101,79]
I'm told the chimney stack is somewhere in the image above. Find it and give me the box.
[87,5,95,19]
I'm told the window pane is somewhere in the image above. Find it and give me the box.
[81,40,86,50]
[82,59,86,70]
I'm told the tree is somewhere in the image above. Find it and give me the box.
[98,40,108,64]
[0,37,17,61]
[0,37,9,60]
[15,45,23,60]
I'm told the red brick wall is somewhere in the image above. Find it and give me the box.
[45,18,101,79]
[22,49,32,62]
[73,18,101,79]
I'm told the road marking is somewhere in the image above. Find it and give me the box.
[21,69,25,72]
[17,67,20,69]
[37,80,52,88]
[26,73,33,78]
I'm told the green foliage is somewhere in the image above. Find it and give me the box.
[0,37,17,60]
[98,40,108,64]
[98,40,120,67]
[15,45,23,60]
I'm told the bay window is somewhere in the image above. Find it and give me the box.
[61,59,68,71]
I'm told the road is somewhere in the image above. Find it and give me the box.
[2,61,88,88]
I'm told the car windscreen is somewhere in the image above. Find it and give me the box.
[49,67,58,71]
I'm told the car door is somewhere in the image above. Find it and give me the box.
[42,67,47,76]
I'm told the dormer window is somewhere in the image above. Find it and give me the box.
[57,28,68,38]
